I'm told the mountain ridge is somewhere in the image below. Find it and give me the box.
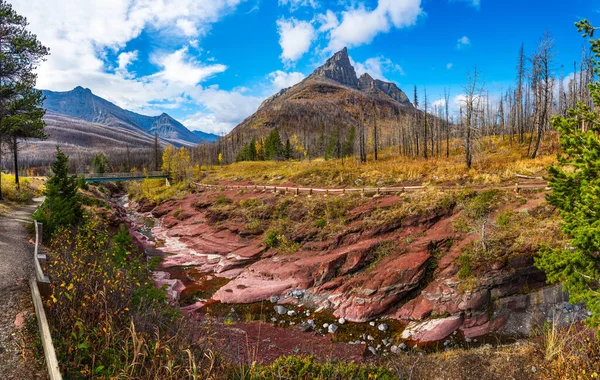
[41,86,219,145]
[226,47,417,161]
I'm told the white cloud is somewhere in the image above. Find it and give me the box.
[150,48,226,87]
[446,63,453,69]
[182,86,263,134]
[117,51,139,74]
[325,0,423,52]
[268,70,306,90]
[11,0,262,134]
[278,0,319,12]
[351,56,405,81]
[277,17,317,65]
[176,19,199,36]
[457,36,471,48]
[317,10,339,32]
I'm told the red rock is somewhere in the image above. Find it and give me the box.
[401,315,464,343]
[153,271,186,302]
[331,250,430,322]
[461,316,508,338]
[14,311,27,329]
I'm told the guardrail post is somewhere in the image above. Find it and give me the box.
[514,182,520,193]
[295,188,299,197]
[374,188,381,197]
[341,188,346,196]
[325,189,329,197]
[361,188,365,198]
[309,188,313,197]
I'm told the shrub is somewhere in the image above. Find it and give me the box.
[314,218,327,228]
[496,210,514,227]
[44,215,219,378]
[236,355,393,379]
[464,189,503,219]
[264,229,279,248]
[457,254,472,279]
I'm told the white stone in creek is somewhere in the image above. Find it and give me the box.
[338,317,346,325]
[274,305,288,315]
[378,323,388,332]
[328,324,338,333]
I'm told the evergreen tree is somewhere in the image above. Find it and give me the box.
[36,147,82,237]
[91,153,109,174]
[2,86,47,188]
[535,19,600,333]
[343,126,356,158]
[265,127,283,160]
[284,139,292,160]
[325,128,340,160]
[0,1,49,198]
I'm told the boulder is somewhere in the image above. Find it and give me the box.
[401,315,463,343]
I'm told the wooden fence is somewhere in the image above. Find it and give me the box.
[194,180,550,196]
[31,218,62,380]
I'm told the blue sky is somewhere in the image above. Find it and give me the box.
[13,0,599,134]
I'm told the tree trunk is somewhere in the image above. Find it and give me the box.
[12,136,19,190]
[0,132,3,200]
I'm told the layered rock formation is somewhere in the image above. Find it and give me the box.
[310,47,360,89]
[123,188,584,346]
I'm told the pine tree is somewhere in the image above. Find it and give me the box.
[35,147,82,237]
[0,1,49,198]
[91,153,109,174]
[535,19,600,333]
[265,127,283,160]
[284,139,292,160]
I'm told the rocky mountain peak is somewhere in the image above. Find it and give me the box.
[72,86,92,95]
[358,73,376,91]
[311,47,358,89]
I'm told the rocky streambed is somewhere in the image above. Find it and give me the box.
[114,189,589,363]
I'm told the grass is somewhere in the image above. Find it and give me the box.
[200,135,558,188]
[0,173,43,204]
[127,178,190,204]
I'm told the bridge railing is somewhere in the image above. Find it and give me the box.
[84,171,167,179]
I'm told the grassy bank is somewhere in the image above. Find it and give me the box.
[200,137,557,188]
[0,173,44,214]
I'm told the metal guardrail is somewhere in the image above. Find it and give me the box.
[83,171,167,179]
[30,212,62,380]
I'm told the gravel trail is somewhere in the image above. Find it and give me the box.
[0,197,47,379]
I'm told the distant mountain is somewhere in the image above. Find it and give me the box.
[193,130,220,142]
[227,47,416,156]
[42,86,219,145]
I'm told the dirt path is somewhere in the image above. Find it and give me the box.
[0,197,46,379]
